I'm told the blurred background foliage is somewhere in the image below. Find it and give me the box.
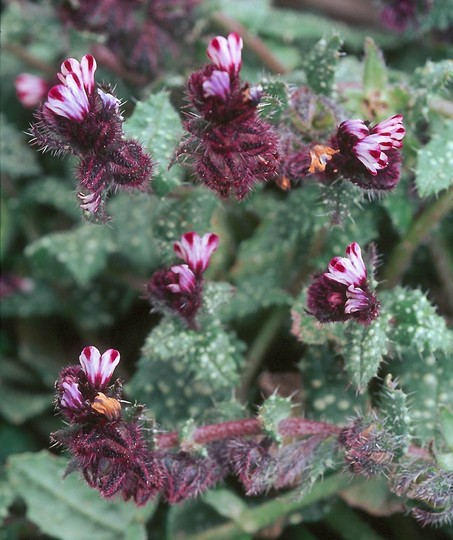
[1,0,453,538]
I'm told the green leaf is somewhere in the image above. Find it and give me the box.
[22,177,80,219]
[304,35,343,96]
[343,315,390,393]
[0,475,15,524]
[299,345,368,423]
[259,78,290,123]
[220,276,291,322]
[7,451,155,540]
[439,407,453,449]
[389,351,452,443]
[258,394,293,443]
[383,287,453,355]
[167,498,235,540]
[202,488,248,523]
[153,187,220,265]
[109,191,160,271]
[25,224,114,286]
[378,375,411,457]
[415,120,453,197]
[0,358,52,424]
[0,279,60,318]
[0,114,41,178]
[363,38,387,96]
[128,318,245,426]
[123,91,183,196]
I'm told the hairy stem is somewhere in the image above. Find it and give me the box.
[156,416,340,449]
[381,186,453,289]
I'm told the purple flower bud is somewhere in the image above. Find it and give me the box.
[307,242,380,325]
[202,70,231,101]
[60,380,84,412]
[147,266,202,326]
[79,346,120,390]
[173,232,219,276]
[207,33,243,75]
[167,264,197,294]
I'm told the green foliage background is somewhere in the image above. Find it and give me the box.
[1,0,453,538]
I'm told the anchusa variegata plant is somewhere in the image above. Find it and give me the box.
[4,2,453,537]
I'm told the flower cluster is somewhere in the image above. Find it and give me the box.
[52,346,163,505]
[307,242,380,325]
[55,0,200,86]
[53,348,341,505]
[310,114,406,191]
[172,33,280,199]
[30,54,153,217]
[146,232,219,327]
[280,113,405,192]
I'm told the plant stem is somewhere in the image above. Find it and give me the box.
[381,186,453,289]
[211,12,289,75]
[185,472,359,540]
[155,417,340,449]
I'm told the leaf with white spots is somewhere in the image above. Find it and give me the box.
[383,287,453,355]
[389,352,453,443]
[343,315,390,394]
[304,35,343,96]
[299,345,368,423]
[108,191,161,271]
[415,120,453,197]
[123,91,184,196]
[25,224,114,286]
[127,318,245,426]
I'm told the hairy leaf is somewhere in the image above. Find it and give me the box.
[25,224,114,286]
[415,120,453,197]
[123,91,183,196]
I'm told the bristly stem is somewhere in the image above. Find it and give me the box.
[381,186,453,289]
[155,416,340,449]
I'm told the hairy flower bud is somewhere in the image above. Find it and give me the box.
[172,34,280,199]
[307,242,380,325]
[322,115,406,190]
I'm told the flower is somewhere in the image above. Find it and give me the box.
[307,242,380,325]
[147,232,219,326]
[60,377,84,413]
[173,232,219,275]
[172,33,280,199]
[79,346,120,389]
[206,32,243,75]
[319,114,406,190]
[45,55,96,122]
[52,346,164,505]
[146,265,202,326]
[15,73,49,108]
[30,54,153,219]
